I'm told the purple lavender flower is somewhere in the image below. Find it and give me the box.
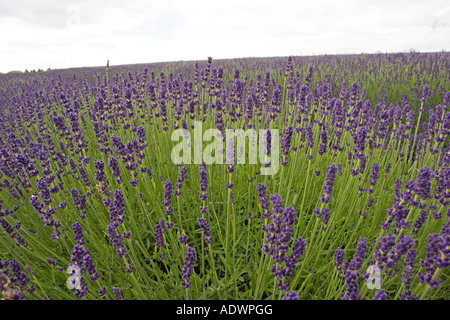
[341,269,360,300]
[280,126,293,165]
[370,163,380,186]
[72,222,85,245]
[385,233,414,271]
[105,189,131,271]
[318,130,327,155]
[178,233,189,244]
[385,162,391,177]
[199,162,208,202]
[373,289,388,300]
[113,287,123,300]
[98,286,107,296]
[58,201,67,209]
[70,244,86,267]
[108,156,122,184]
[285,236,307,276]
[94,160,106,183]
[198,216,212,243]
[349,237,367,271]
[262,129,272,156]
[414,166,433,200]
[262,193,306,288]
[162,180,173,215]
[175,165,187,196]
[79,166,92,186]
[334,247,345,272]
[371,232,396,269]
[281,290,299,300]
[320,163,338,203]
[46,257,58,266]
[83,254,99,281]
[353,127,367,155]
[305,124,314,149]
[181,246,196,289]
[0,218,27,247]
[421,84,430,106]
[270,193,284,216]
[154,219,165,249]
[257,183,272,219]
[8,259,29,290]
[135,125,146,144]
[418,232,449,288]
[399,290,418,300]
[401,249,417,285]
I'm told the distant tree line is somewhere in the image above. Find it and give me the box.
[4,68,51,74]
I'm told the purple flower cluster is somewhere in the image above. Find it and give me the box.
[162,180,173,215]
[175,165,187,196]
[29,194,61,239]
[181,246,196,289]
[370,163,380,187]
[381,179,411,231]
[46,257,58,266]
[199,162,208,213]
[154,218,165,249]
[399,290,418,300]
[401,248,417,286]
[414,166,433,200]
[110,133,145,186]
[6,259,30,291]
[262,194,307,291]
[412,209,428,234]
[318,130,327,155]
[113,287,123,300]
[418,230,449,289]
[108,156,123,184]
[320,163,338,204]
[178,233,189,244]
[333,247,346,273]
[280,126,293,166]
[372,289,388,300]
[71,188,87,219]
[69,222,99,298]
[256,183,271,219]
[105,189,133,272]
[281,290,299,300]
[339,237,370,300]
[197,216,212,243]
[94,160,109,195]
[341,269,360,300]
[349,237,367,271]
[0,218,27,247]
[0,267,27,300]
[370,232,396,269]
[314,163,338,229]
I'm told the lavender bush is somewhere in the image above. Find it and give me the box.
[0,52,449,300]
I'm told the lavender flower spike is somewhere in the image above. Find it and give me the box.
[162,180,173,215]
[181,246,196,289]
[198,216,212,243]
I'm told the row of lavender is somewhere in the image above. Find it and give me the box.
[0,53,449,300]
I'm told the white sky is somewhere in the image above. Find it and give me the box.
[0,0,449,73]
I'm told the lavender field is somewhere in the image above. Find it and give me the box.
[0,52,449,300]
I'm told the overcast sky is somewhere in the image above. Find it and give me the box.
[0,0,449,73]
